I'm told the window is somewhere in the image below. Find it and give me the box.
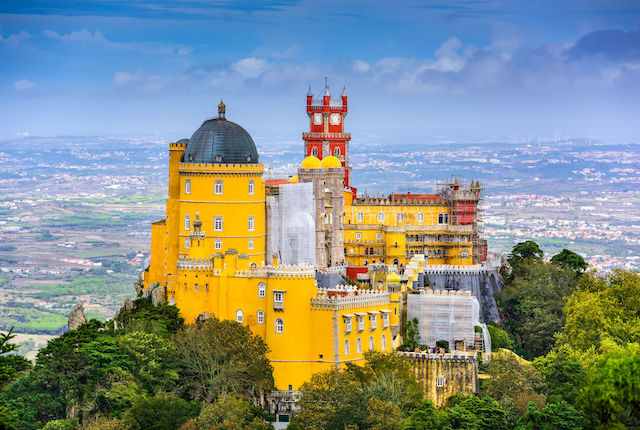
[274,291,283,304]
[248,180,254,195]
[355,232,362,240]
[194,283,198,293]
[236,310,243,323]
[185,179,191,194]
[258,283,266,298]
[344,339,350,355]
[377,212,384,222]
[257,310,264,324]
[345,317,352,333]
[248,239,254,250]
[381,334,387,351]
[334,147,341,157]
[397,213,404,223]
[357,212,364,222]
[417,212,424,223]
[311,147,318,156]
[215,239,222,250]
[370,314,377,329]
[184,214,191,231]
[383,313,389,328]
[275,318,284,333]
[205,283,209,292]
[358,315,365,332]
[369,335,374,351]
[357,338,362,354]
[461,249,469,259]
[248,216,255,231]
[214,180,223,195]
[376,232,382,240]
[184,283,187,292]
[184,237,190,249]
[438,213,449,224]
[214,216,223,231]
[436,378,444,388]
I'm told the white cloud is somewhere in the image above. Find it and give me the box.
[177,47,192,56]
[42,28,106,43]
[352,59,371,73]
[0,31,32,44]
[113,71,139,86]
[14,79,36,90]
[231,57,269,78]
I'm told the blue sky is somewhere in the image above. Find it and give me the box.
[1,0,639,144]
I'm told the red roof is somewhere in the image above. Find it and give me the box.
[389,193,446,203]
[265,179,293,186]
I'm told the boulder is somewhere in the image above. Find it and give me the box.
[143,282,159,299]
[123,298,136,312]
[499,256,512,278]
[151,285,166,306]
[67,302,88,331]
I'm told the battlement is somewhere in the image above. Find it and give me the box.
[178,163,264,174]
[311,287,390,310]
[177,257,219,273]
[170,141,188,150]
[353,196,447,206]
[423,264,487,275]
[401,351,478,363]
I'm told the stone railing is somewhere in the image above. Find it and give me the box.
[311,288,390,310]
[401,351,478,363]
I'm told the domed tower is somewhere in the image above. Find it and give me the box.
[297,155,345,267]
[145,101,265,290]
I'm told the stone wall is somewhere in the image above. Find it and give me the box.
[402,352,478,408]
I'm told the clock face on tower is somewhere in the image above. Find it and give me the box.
[313,113,323,125]
[330,113,341,125]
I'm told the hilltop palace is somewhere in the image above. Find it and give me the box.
[143,83,497,394]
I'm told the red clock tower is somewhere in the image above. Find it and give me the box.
[303,80,352,188]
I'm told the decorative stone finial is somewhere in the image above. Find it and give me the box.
[218,99,226,119]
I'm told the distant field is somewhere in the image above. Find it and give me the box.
[2,332,56,361]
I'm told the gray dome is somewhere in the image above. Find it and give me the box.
[182,115,258,164]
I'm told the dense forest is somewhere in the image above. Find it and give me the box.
[1,241,639,429]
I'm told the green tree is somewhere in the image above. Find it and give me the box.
[444,395,509,430]
[122,392,200,430]
[88,369,141,418]
[533,349,586,404]
[118,331,179,392]
[550,249,587,274]
[557,269,640,358]
[172,318,273,403]
[195,394,273,430]
[113,298,184,336]
[401,400,444,429]
[483,352,545,412]
[508,241,543,265]
[517,401,585,430]
[367,398,402,430]
[400,318,421,351]
[579,343,640,428]
[40,419,77,430]
[0,327,31,389]
[498,259,578,358]
[486,324,513,350]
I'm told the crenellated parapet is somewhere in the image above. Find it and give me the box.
[352,196,446,206]
[177,256,219,274]
[266,264,316,280]
[178,162,264,176]
[423,264,487,275]
[311,287,391,310]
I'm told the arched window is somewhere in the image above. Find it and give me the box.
[369,335,374,351]
[397,213,404,223]
[258,282,266,298]
[311,147,318,156]
[417,212,424,223]
[334,147,341,157]
[236,310,243,323]
[185,179,191,194]
[257,310,264,324]
[461,249,469,259]
[344,339,350,355]
[214,216,223,231]
[381,334,387,351]
[356,338,362,354]
[275,318,284,334]
[248,180,254,195]
[377,212,384,222]
[369,247,374,256]
[357,212,364,222]
[248,216,255,231]
[214,180,223,195]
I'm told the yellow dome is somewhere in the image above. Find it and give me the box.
[387,272,401,283]
[300,155,321,169]
[290,175,299,183]
[321,155,342,168]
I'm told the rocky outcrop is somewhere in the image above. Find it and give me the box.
[123,298,136,312]
[499,256,512,278]
[67,302,88,331]
[141,282,166,306]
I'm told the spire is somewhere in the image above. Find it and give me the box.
[307,85,313,97]
[218,99,226,119]
[323,77,330,97]
[342,86,347,97]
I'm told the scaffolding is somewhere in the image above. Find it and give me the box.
[436,177,486,264]
[407,288,490,359]
[266,182,316,265]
